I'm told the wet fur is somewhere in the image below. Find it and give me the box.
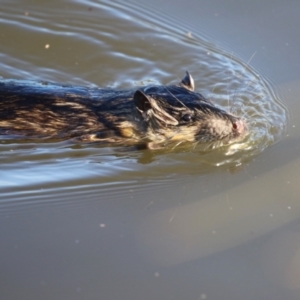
[0,72,246,148]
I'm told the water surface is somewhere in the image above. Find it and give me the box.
[1,0,300,300]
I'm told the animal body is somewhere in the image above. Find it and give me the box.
[0,72,246,148]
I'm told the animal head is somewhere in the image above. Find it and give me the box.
[134,72,246,145]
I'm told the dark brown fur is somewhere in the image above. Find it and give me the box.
[0,72,246,148]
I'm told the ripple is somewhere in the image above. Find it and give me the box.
[0,0,288,175]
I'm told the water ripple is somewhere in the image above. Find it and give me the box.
[0,0,288,195]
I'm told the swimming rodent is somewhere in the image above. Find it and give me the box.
[0,72,246,149]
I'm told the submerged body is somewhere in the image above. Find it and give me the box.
[0,72,246,148]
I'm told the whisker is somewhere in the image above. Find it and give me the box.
[192,140,200,150]
[171,141,183,150]
[228,51,258,113]
[246,51,257,67]
[163,85,188,109]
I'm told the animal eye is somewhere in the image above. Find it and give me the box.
[182,114,192,122]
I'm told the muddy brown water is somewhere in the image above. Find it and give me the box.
[1,0,300,299]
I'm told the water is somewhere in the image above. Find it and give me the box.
[1,0,300,299]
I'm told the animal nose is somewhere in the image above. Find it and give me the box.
[232,118,247,135]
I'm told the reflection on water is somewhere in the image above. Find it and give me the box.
[0,0,287,181]
[0,0,298,300]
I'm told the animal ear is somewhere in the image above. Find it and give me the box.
[180,71,195,91]
[134,89,179,126]
[134,90,152,112]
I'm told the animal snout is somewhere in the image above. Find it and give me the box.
[232,118,247,136]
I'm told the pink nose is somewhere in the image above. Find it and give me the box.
[233,119,247,136]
